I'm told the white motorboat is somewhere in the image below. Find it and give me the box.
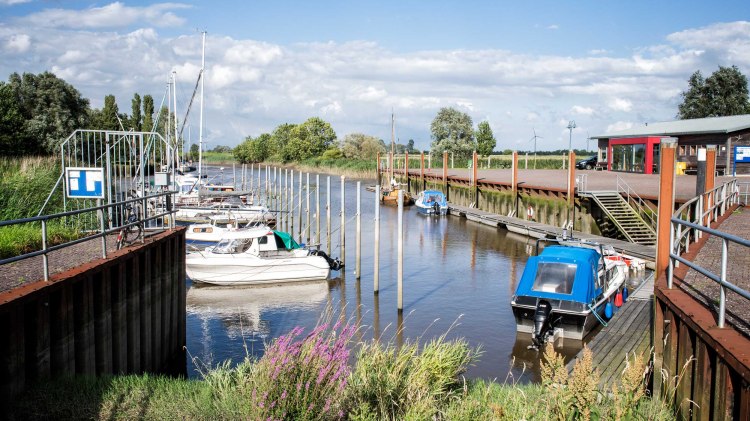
[185,215,268,247]
[176,201,275,225]
[415,190,448,215]
[186,228,342,286]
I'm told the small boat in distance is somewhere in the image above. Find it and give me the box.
[185,228,342,286]
[381,186,414,206]
[510,238,628,347]
[415,190,448,215]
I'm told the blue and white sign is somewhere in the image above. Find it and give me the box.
[736,146,750,163]
[65,167,105,199]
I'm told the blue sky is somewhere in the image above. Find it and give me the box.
[1,0,749,151]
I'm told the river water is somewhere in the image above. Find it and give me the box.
[184,166,642,383]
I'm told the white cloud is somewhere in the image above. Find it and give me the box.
[19,2,190,29]
[571,105,594,116]
[547,24,559,30]
[606,121,634,133]
[0,0,32,5]
[4,34,30,53]
[589,49,608,55]
[607,98,633,112]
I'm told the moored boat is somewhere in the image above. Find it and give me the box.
[415,190,448,215]
[185,215,268,247]
[381,187,414,206]
[185,228,342,286]
[510,239,628,346]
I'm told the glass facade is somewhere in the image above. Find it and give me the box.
[611,144,646,173]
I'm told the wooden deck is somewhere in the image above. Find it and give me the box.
[566,273,655,389]
[447,203,656,265]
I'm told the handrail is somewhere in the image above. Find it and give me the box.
[672,179,737,256]
[616,174,656,232]
[0,190,177,282]
[667,178,743,328]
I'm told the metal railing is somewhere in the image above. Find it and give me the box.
[0,190,176,282]
[672,179,738,256]
[667,179,745,328]
[616,174,657,232]
[737,181,750,205]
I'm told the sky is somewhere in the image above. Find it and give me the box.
[1,1,750,152]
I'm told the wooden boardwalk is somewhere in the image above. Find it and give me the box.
[566,273,655,389]
[448,203,656,265]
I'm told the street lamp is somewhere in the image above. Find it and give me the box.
[567,120,576,153]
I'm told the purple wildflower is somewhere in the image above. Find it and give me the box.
[281,390,287,400]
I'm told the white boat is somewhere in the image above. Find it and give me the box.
[415,190,448,215]
[185,215,268,247]
[185,228,342,286]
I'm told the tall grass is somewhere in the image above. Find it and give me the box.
[8,323,676,420]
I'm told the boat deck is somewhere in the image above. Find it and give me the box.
[447,203,656,265]
[565,272,655,389]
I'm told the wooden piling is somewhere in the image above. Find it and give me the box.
[443,152,449,201]
[327,176,331,255]
[306,173,311,244]
[397,189,404,312]
[512,151,518,216]
[298,171,303,242]
[340,176,346,267]
[356,181,361,279]
[316,174,321,246]
[705,145,717,224]
[567,152,576,228]
[376,152,381,185]
[472,151,478,206]
[405,151,409,193]
[290,171,295,237]
[374,184,380,293]
[656,139,677,278]
[420,152,425,191]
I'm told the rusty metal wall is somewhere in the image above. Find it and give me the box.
[0,228,185,406]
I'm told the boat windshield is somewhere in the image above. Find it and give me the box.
[531,262,577,294]
[212,238,253,254]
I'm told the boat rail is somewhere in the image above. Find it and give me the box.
[0,190,176,282]
[667,178,746,328]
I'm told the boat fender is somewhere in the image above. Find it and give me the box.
[622,286,628,303]
[615,291,623,307]
[604,301,613,319]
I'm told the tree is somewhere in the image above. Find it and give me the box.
[283,117,336,161]
[97,94,120,131]
[234,133,272,163]
[678,66,750,119]
[269,123,296,160]
[476,121,496,157]
[341,133,385,159]
[130,93,142,131]
[406,139,418,153]
[0,83,28,155]
[6,72,89,154]
[429,107,476,158]
[142,95,155,132]
[189,143,200,161]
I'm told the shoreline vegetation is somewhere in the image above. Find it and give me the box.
[6,320,675,420]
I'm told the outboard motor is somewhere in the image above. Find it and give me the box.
[532,300,552,348]
[432,201,440,214]
[309,250,344,271]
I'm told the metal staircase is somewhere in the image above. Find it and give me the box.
[584,191,657,245]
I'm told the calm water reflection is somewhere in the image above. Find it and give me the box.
[185,167,639,383]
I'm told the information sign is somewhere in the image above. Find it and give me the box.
[65,167,105,199]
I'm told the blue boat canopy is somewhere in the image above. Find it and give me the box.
[514,246,601,304]
[421,190,447,205]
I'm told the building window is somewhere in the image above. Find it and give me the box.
[679,145,687,156]
[611,143,647,173]
[689,145,697,156]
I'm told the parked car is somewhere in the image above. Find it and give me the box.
[576,156,598,170]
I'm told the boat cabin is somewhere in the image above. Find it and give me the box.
[212,229,301,257]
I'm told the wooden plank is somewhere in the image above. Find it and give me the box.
[152,244,162,369]
[140,244,153,372]
[592,302,650,385]
[94,269,112,375]
[663,308,679,405]
[24,296,50,383]
[676,321,696,419]
[111,262,127,374]
[126,253,141,373]
[0,306,24,403]
[693,339,713,421]
[50,285,75,377]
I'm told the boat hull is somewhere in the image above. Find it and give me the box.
[511,303,600,341]
[186,254,330,286]
[415,205,448,215]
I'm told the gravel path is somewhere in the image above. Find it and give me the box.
[1,234,121,293]
[680,206,750,337]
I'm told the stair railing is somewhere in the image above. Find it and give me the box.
[616,174,657,233]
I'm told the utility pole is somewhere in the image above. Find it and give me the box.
[567,120,576,154]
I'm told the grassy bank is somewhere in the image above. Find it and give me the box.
[7,322,674,420]
[264,157,378,180]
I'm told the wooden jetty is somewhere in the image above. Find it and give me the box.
[565,273,655,388]
[447,203,656,265]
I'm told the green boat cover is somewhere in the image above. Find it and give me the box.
[273,230,301,250]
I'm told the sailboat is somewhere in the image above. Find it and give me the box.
[381,111,414,206]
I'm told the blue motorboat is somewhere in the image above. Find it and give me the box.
[510,241,627,346]
[415,190,448,215]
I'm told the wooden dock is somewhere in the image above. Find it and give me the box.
[447,203,656,265]
[566,273,655,389]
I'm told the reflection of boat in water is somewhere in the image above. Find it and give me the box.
[186,228,342,286]
[187,281,330,337]
[415,190,448,215]
[510,333,588,383]
[511,238,628,346]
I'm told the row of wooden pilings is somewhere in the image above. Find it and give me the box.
[0,228,186,407]
[236,165,411,311]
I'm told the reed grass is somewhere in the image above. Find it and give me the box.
[7,324,676,420]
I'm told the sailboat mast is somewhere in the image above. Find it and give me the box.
[391,111,395,181]
[172,71,179,165]
[198,31,206,183]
